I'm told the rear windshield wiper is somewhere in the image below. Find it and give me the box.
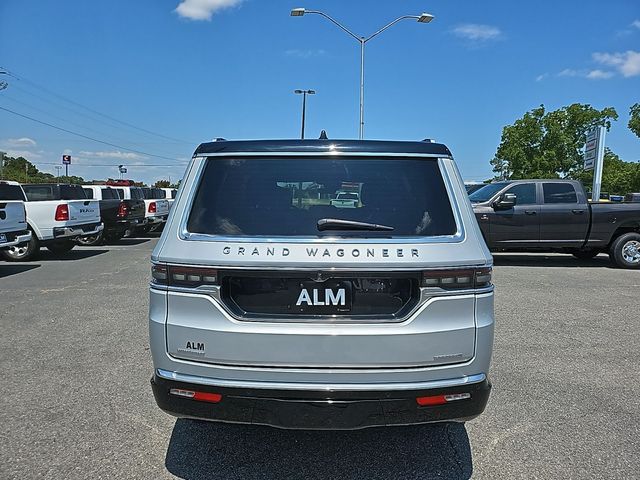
[317,218,394,232]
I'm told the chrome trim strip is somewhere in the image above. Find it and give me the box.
[176,153,465,244]
[156,368,486,392]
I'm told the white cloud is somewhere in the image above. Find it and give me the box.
[5,137,37,147]
[452,24,501,41]
[4,149,43,159]
[593,50,640,77]
[557,68,614,80]
[174,0,243,21]
[535,73,549,82]
[586,69,614,80]
[78,150,146,160]
[285,49,327,59]
[632,20,640,29]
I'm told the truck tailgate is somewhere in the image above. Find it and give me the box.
[0,201,27,234]
[67,200,101,225]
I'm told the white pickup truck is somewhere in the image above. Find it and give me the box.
[111,185,169,233]
[1,183,103,261]
[0,181,32,251]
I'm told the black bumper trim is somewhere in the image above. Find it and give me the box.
[151,374,491,430]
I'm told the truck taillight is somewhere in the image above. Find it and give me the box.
[422,267,492,289]
[148,202,156,213]
[55,204,69,221]
[117,202,128,218]
[151,264,218,287]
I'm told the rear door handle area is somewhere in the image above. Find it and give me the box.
[572,209,585,215]
[524,210,537,215]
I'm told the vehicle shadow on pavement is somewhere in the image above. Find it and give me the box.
[0,264,40,278]
[492,253,614,268]
[36,249,108,262]
[110,238,150,246]
[165,419,472,480]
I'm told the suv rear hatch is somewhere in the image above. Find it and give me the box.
[160,155,481,368]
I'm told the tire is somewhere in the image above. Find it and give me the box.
[571,249,599,260]
[0,234,40,262]
[46,240,76,255]
[609,232,640,269]
[104,231,125,243]
[76,230,104,246]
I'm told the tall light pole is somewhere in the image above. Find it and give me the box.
[291,8,434,139]
[294,89,315,139]
[55,165,62,180]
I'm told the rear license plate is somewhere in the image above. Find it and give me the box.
[0,233,6,244]
[294,281,352,314]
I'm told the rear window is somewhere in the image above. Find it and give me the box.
[0,183,26,201]
[101,188,119,199]
[23,185,54,200]
[187,157,457,237]
[59,185,87,200]
[543,183,577,204]
[83,188,94,199]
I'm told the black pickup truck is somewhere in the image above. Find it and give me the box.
[79,185,146,245]
[470,179,640,268]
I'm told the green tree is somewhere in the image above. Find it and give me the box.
[0,155,85,184]
[154,179,171,188]
[573,149,640,194]
[491,104,618,179]
[629,103,640,138]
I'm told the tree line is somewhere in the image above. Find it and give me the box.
[491,103,640,194]
[0,155,179,188]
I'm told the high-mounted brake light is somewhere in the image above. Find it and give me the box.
[116,202,128,218]
[169,388,222,403]
[148,201,157,213]
[422,267,492,289]
[151,264,218,287]
[55,204,69,221]
[416,392,471,406]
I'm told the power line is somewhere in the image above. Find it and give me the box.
[1,67,198,145]
[0,105,186,162]
[33,162,189,167]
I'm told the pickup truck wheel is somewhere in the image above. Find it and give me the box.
[104,231,125,243]
[46,240,75,255]
[0,234,40,262]
[572,249,599,260]
[76,230,104,246]
[610,233,640,269]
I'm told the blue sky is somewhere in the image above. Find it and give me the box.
[1,0,639,185]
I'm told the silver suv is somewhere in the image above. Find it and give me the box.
[149,139,494,429]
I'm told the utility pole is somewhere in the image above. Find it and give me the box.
[55,166,62,180]
[0,151,5,179]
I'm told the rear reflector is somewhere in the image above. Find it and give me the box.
[422,267,492,289]
[151,264,218,287]
[169,388,222,403]
[416,392,471,406]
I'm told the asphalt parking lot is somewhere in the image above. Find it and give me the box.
[1,239,639,480]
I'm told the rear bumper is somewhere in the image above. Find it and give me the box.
[53,222,103,239]
[0,230,32,249]
[151,370,491,430]
[147,215,168,225]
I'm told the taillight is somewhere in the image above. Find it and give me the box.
[117,202,128,218]
[55,204,69,221]
[148,201,156,213]
[151,264,218,287]
[422,267,492,289]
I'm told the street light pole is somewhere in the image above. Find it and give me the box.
[291,8,434,139]
[294,89,315,139]
[55,165,62,180]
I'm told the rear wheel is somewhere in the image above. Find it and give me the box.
[571,249,599,260]
[46,240,75,255]
[104,231,125,243]
[609,232,640,269]
[76,230,104,246]
[1,234,39,262]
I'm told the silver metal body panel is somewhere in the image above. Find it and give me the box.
[149,150,494,390]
